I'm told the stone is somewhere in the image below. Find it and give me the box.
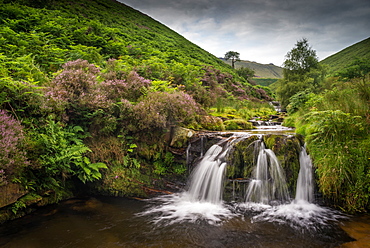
[169,126,195,148]
[0,183,27,208]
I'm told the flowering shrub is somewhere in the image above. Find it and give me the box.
[0,110,29,185]
[101,71,151,102]
[133,91,200,131]
[44,59,112,122]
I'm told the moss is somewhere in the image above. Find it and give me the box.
[263,134,303,193]
[0,188,74,224]
[200,116,225,131]
[224,119,254,130]
[226,135,260,179]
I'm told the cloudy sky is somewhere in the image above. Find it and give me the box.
[118,0,370,66]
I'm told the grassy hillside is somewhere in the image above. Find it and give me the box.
[320,37,370,75]
[0,0,278,219]
[222,59,283,78]
[0,0,231,75]
[0,0,274,106]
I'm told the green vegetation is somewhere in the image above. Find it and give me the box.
[1,0,368,218]
[0,0,276,220]
[224,51,240,69]
[273,38,326,109]
[280,38,370,213]
[320,37,370,75]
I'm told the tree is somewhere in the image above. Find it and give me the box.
[276,38,323,109]
[225,51,240,69]
[236,66,255,81]
[283,38,319,81]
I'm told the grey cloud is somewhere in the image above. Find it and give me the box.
[118,0,369,64]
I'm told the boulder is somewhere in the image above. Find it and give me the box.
[0,183,27,208]
[169,126,195,148]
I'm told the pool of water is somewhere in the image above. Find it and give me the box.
[0,196,354,248]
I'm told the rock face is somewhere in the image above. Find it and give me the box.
[0,183,27,208]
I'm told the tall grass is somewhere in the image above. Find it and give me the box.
[292,75,370,213]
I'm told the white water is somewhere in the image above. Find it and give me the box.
[139,136,241,224]
[245,141,290,204]
[187,144,228,204]
[140,133,345,229]
[242,146,345,231]
[295,146,314,202]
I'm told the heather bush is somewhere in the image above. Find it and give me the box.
[0,109,29,185]
[133,91,200,131]
[101,71,151,102]
[44,59,112,123]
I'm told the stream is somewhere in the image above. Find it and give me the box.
[0,125,368,247]
[0,196,357,248]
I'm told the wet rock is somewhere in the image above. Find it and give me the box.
[169,126,195,148]
[0,183,28,208]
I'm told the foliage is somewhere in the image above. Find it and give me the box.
[30,119,107,189]
[133,91,200,131]
[320,37,370,75]
[283,38,319,81]
[0,76,44,122]
[44,59,111,123]
[296,110,369,212]
[338,58,370,81]
[225,51,240,69]
[153,152,179,175]
[276,38,325,109]
[0,109,29,185]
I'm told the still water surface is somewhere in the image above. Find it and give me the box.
[0,196,354,248]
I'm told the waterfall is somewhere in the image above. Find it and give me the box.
[140,133,344,229]
[245,141,290,204]
[295,146,314,202]
[186,134,251,204]
[186,141,229,204]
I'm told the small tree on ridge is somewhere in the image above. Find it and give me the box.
[225,51,240,69]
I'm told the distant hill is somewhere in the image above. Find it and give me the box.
[221,59,283,79]
[320,37,370,75]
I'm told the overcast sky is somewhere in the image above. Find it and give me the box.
[118,0,370,66]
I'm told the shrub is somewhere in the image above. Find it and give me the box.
[133,91,200,131]
[101,71,151,102]
[32,119,107,188]
[0,109,29,185]
[44,59,112,122]
[297,110,370,212]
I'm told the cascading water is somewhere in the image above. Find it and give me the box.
[186,143,228,204]
[295,145,314,202]
[140,132,345,230]
[139,135,243,224]
[245,140,290,205]
[250,145,345,231]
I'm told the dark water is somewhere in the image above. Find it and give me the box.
[0,196,354,248]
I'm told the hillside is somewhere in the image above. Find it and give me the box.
[320,37,370,75]
[0,0,230,75]
[0,0,275,105]
[0,0,278,221]
[221,59,283,78]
